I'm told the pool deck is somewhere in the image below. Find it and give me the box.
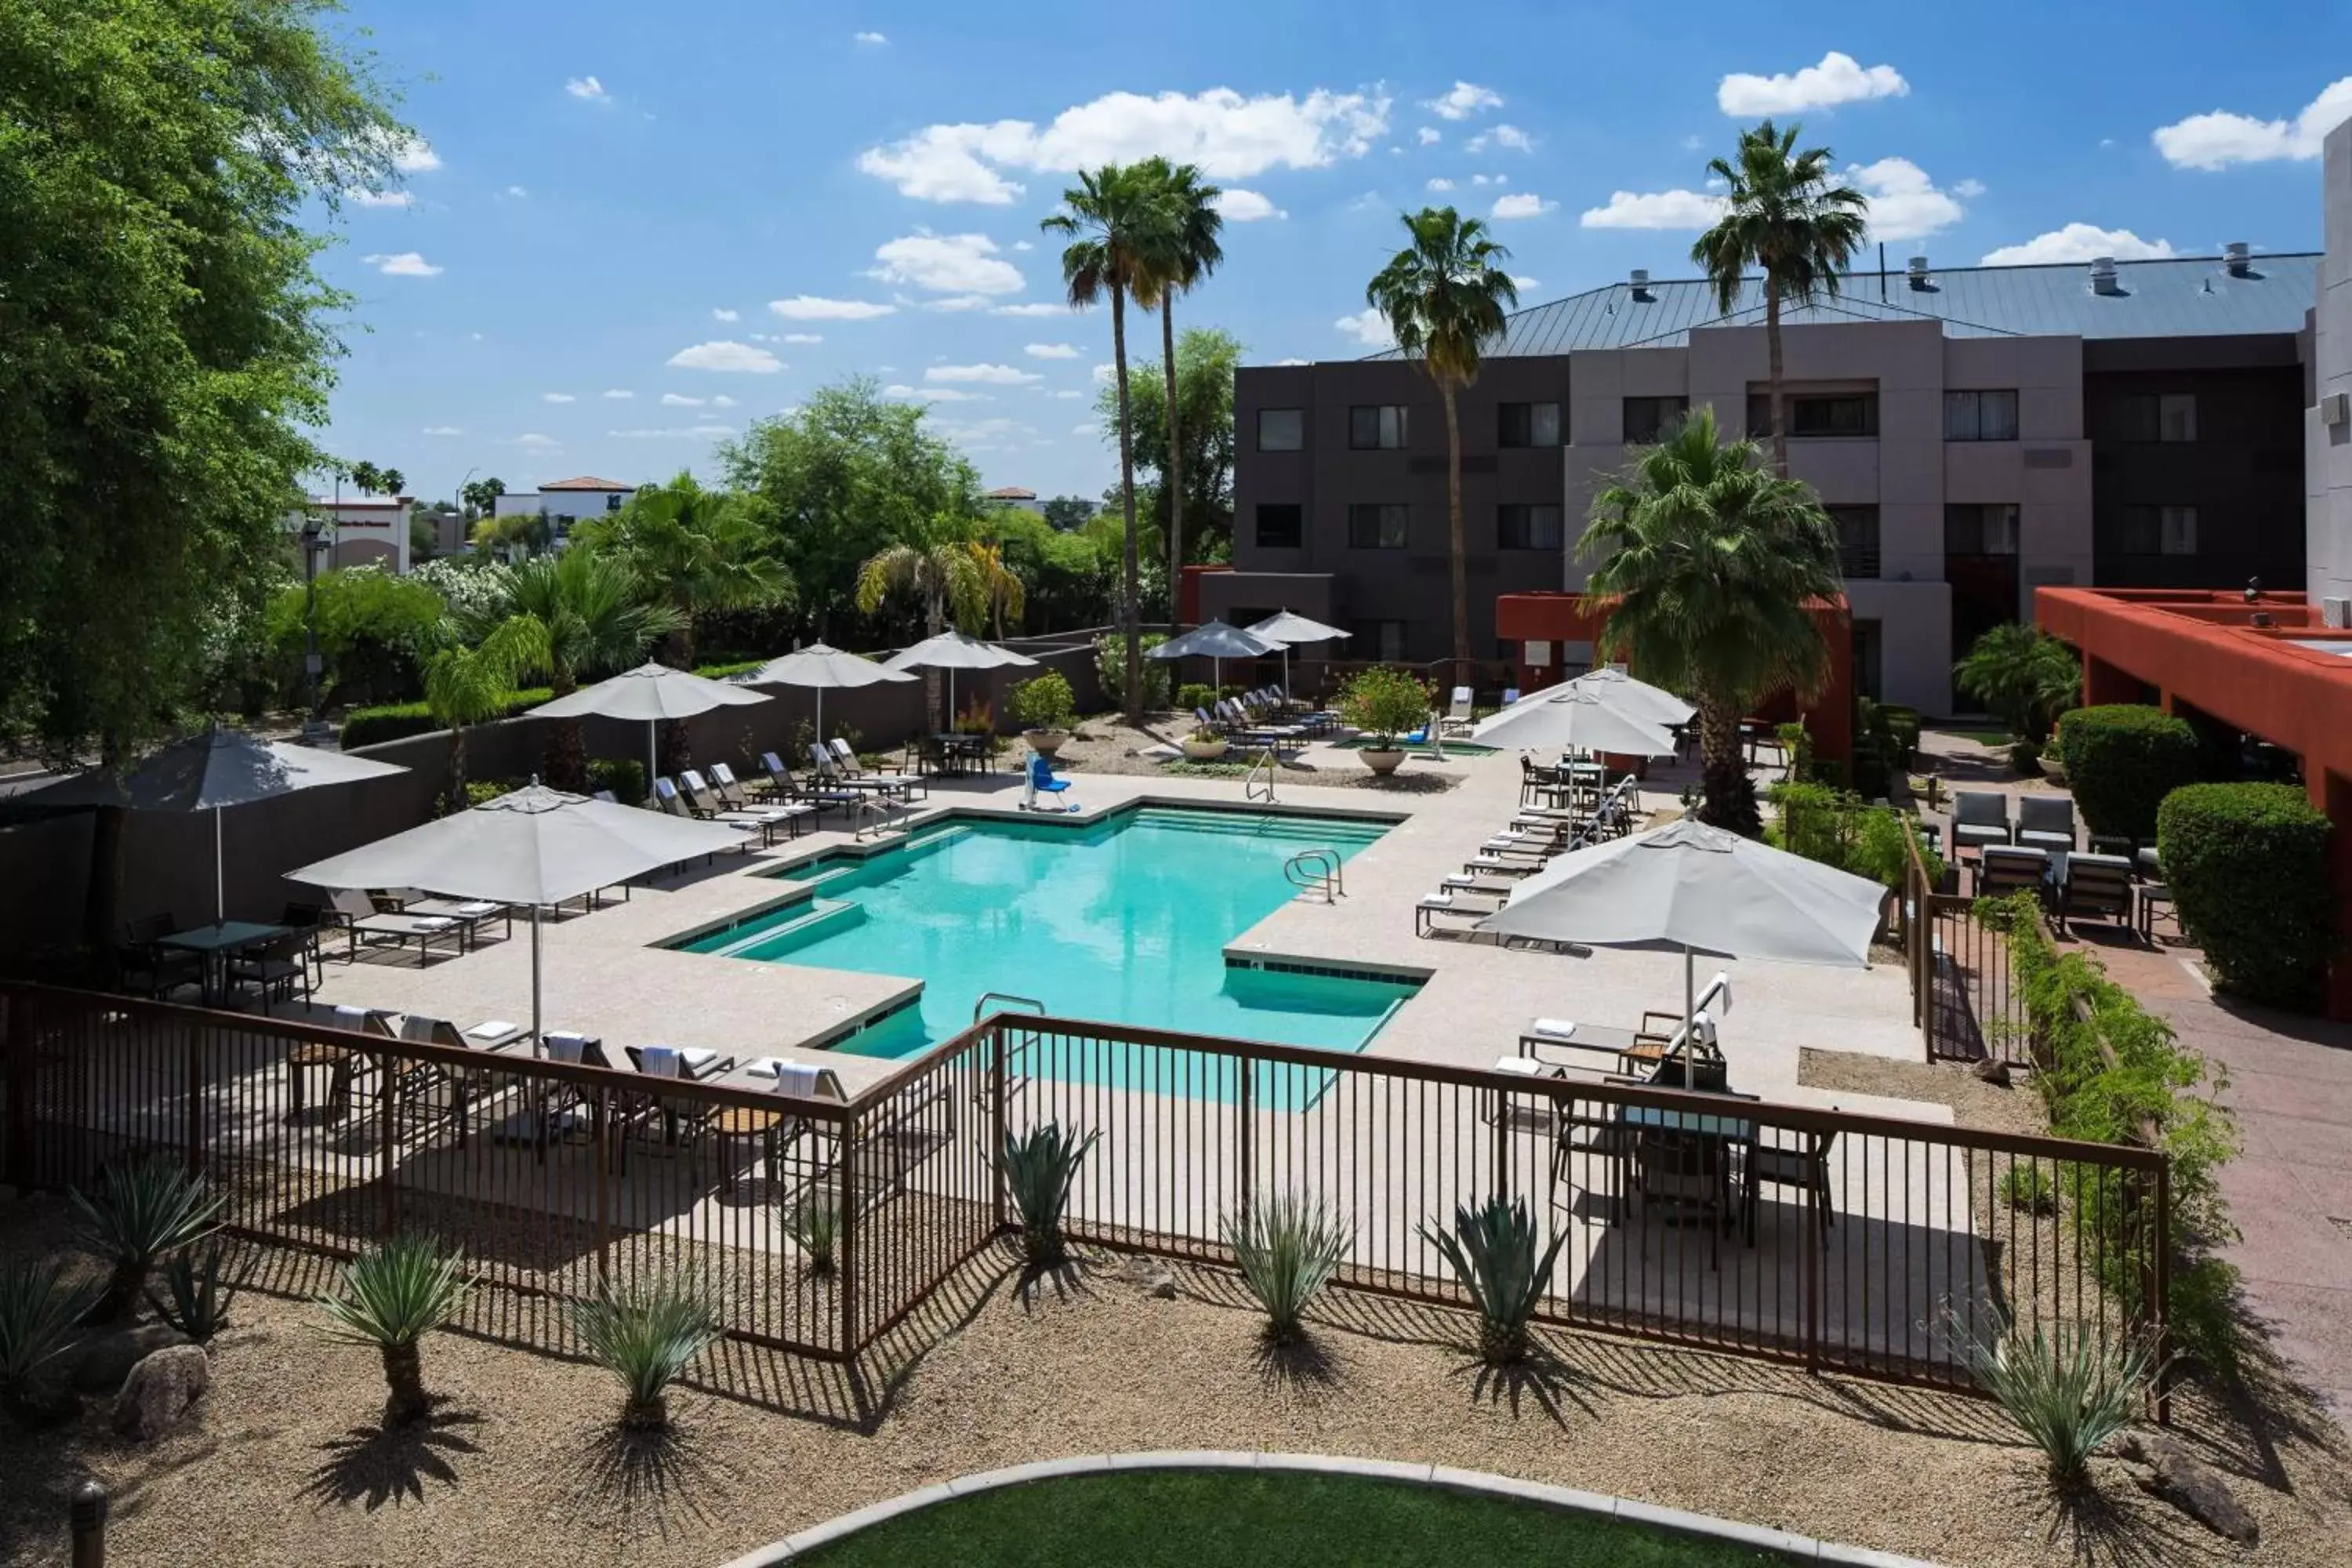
[299,737,1941,1125]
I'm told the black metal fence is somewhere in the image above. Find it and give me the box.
[1904,833,2032,1067]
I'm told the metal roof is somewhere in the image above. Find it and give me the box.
[1372,252,2320,359]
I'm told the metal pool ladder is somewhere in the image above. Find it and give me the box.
[972,992,1045,1125]
[1243,746,1277,803]
[1283,848,1345,903]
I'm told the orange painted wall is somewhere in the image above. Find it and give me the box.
[1176,564,1229,626]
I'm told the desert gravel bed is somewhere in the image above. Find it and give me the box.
[1045,715,1465,794]
[7,1183,2350,1568]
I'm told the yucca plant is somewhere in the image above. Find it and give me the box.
[1000,1122,1099,1267]
[789,1196,840,1278]
[571,1275,720,1432]
[1421,1196,1567,1365]
[317,1234,470,1427]
[1221,1193,1352,1345]
[1963,1314,2159,1493]
[68,1154,226,1322]
[147,1241,243,1344]
[0,1258,102,1409]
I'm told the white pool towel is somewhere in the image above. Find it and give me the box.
[1531,1018,1577,1040]
[467,1020,517,1040]
[544,1033,589,1065]
[639,1045,681,1077]
[771,1061,822,1098]
[455,902,499,916]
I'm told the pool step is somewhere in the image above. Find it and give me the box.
[705,896,864,958]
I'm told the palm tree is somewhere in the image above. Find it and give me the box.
[1579,408,1844,835]
[965,539,1025,641]
[1691,121,1870,477]
[423,615,550,811]
[1366,208,1519,670]
[470,551,679,791]
[576,470,789,669]
[855,538,986,728]
[1044,164,1167,723]
[1129,158,1224,626]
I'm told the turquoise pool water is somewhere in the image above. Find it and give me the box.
[679,808,1416,1080]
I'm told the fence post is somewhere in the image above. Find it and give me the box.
[377,1051,399,1237]
[1803,1151,1822,1376]
[4,993,34,1191]
[183,1024,207,1177]
[988,1026,1007,1235]
[2153,1160,2173,1428]
[70,1479,107,1568]
[592,1084,612,1289]
[838,1108,859,1357]
[1237,1054,1255,1233]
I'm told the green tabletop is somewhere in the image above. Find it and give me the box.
[158,920,289,954]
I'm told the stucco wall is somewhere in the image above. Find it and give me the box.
[2312,120,2352,608]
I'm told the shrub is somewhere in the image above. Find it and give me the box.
[2158,782,2334,1008]
[1768,781,1940,891]
[463,777,524,808]
[1008,670,1076,732]
[1421,1196,1566,1365]
[69,1155,225,1322]
[1879,704,1922,768]
[2008,739,2043,776]
[343,686,553,750]
[2054,706,2200,843]
[317,1234,470,1427]
[1220,1193,1352,1345]
[1999,1166,2057,1216]
[1094,633,1171,711]
[586,757,646,806]
[1000,1122,1098,1268]
[570,1275,720,1432]
[1774,721,1813,782]
[1960,1314,2160,1494]
[1954,623,2079,744]
[1337,666,1433,748]
[1176,682,1218,713]
[0,1259,101,1407]
[147,1242,242,1343]
[789,1196,840,1277]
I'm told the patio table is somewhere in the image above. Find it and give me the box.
[158,920,292,1007]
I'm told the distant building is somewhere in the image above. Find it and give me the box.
[983,485,1043,516]
[491,476,639,546]
[289,494,415,573]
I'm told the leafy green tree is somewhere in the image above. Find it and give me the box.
[1955,625,2081,746]
[1039,495,1098,532]
[992,510,1115,630]
[0,0,406,760]
[1367,208,1519,667]
[572,470,790,668]
[1044,164,1165,724]
[964,540,1025,641]
[1128,158,1225,612]
[1095,327,1241,569]
[855,534,987,728]
[1580,408,1844,834]
[423,615,549,809]
[459,476,506,520]
[262,565,445,707]
[1692,121,1870,477]
[344,460,404,498]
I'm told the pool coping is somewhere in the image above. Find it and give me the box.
[710,1450,1944,1566]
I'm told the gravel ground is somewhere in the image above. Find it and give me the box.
[1045,715,1465,795]
[9,1179,2350,1568]
[1797,1050,2049,1141]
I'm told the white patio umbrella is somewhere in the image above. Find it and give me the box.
[1567,666,1696,729]
[738,642,916,748]
[20,727,408,924]
[1469,688,1679,757]
[1148,619,1281,699]
[528,661,768,796]
[286,782,749,1044]
[884,630,1037,733]
[1477,818,1888,1050]
[1246,610,1350,702]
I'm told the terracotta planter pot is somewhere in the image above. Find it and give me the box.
[1359,748,1406,776]
[1182,738,1230,761]
[1023,728,1069,760]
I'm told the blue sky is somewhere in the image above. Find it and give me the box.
[319,0,2351,506]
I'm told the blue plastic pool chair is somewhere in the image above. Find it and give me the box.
[1025,753,1075,813]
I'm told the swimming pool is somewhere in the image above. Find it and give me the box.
[677,807,1417,1074]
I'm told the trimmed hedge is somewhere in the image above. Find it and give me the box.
[2055,705,2200,843]
[342,688,554,750]
[2158,782,2334,1007]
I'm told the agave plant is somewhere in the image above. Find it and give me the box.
[0,1258,102,1407]
[1000,1122,1099,1267]
[317,1234,470,1427]
[147,1242,243,1344]
[68,1154,226,1322]
[1221,1193,1352,1345]
[1421,1196,1567,1365]
[1963,1314,2159,1493]
[572,1275,721,1432]
[789,1196,840,1279]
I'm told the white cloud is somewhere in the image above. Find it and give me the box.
[1425,176,1455,191]
[1470,173,1497,186]
[856,87,1391,204]
[927,362,1040,385]
[853,30,887,44]
[1333,307,1395,349]
[1978,224,2177,266]
[1422,82,1503,121]
[1051,389,1082,399]
[361,251,443,277]
[602,389,634,399]
[711,307,740,321]
[1091,362,1118,384]
[1847,157,1965,241]
[1274,357,1311,366]
[1025,343,1080,359]
[989,301,1069,318]
[1512,275,1540,290]
[769,295,897,320]
[421,426,464,437]
[1417,127,1442,146]
[512,433,561,449]
[1717,52,1908,116]
[711,394,738,408]
[608,425,735,440]
[1072,423,1099,436]
[1579,188,1728,229]
[1467,125,1534,154]
[780,332,824,343]
[1953,178,1987,199]
[1490,192,1555,220]
[1215,187,1286,221]
[884,384,989,402]
[565,75,610,103]
[666,339,783,372]
[2152,78,2352,169]
[921,294,993,312]
[505,184,528,198]
[661,393,706,407]
[1680,133,1707,151]
[359,129,439,174]
[346,189,413,209]
[542,392,575,403]
[1012,239,1033,251]
[869,231,1025,296]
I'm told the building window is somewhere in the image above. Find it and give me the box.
[1497,401,1562,448]
[1347,503,1410,549]
[1748,391,1878,438]
[1944,390,2020,441]
[1350,620,1409,662]
[1254,503,1304,550]
[1348,405,1409,449]
[1257,408,1305,451]
[1945,503,2020,556]
[2108,392,2198,443]
[1497,503,1564,550]
[1826,506,1881,579]
[1622,396,1689,445]
[2118,505,2199,555]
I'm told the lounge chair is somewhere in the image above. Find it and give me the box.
[1415,887,1504,938]
[1437,685,1475,737]
[760,752,861,819]
[709,763,816,835]
[655,774,779,847]
[397,894,514,949]
[1947,792,2013,858]
[321,888,466,967]
[1976,844,2050,901]
[830,738,927,799]
[400,1012,532,1053]
[2056,851,2136,937]
[808,745,916,804]
[2015,794,2078,854]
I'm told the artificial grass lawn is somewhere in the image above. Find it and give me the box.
[792,1470,1784,1566]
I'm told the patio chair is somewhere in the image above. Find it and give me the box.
[709,1057,850,1196]
[760,753,861,818]
[1744,1128,1838,1240]
[1976,844,2050,902]
[1552,1100,1633,1223]
[809,745,916,804]
[709,763,817,836]
[115,914,203,1000]
[658,774,780,847]
[227,927,315,1014]
[618,1044,734,1177]
[831,738,927,799]
[321,887,466,967]
[2015,794,2078,854]
[2056,851,2136,938]
[1946,792,2013,858]
[1437,685,1475,737]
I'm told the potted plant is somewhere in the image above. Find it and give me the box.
[1339,666,1431,776]
[1008,671,1076,760]
[1182,722,1229,761]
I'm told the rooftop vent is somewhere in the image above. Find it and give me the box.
[2089,256,2122,296]
[1906,255,1931,290]
[2225,241,2252,278]
[1629,267,1653,302]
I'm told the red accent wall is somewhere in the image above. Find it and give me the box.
[1176,564,1229,627]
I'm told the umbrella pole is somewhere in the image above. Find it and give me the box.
[815,687,824,751]
[1683,943,1697,1060]
[213,807,225,925]
[530,903,543,1051]
[646,720,658,797]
